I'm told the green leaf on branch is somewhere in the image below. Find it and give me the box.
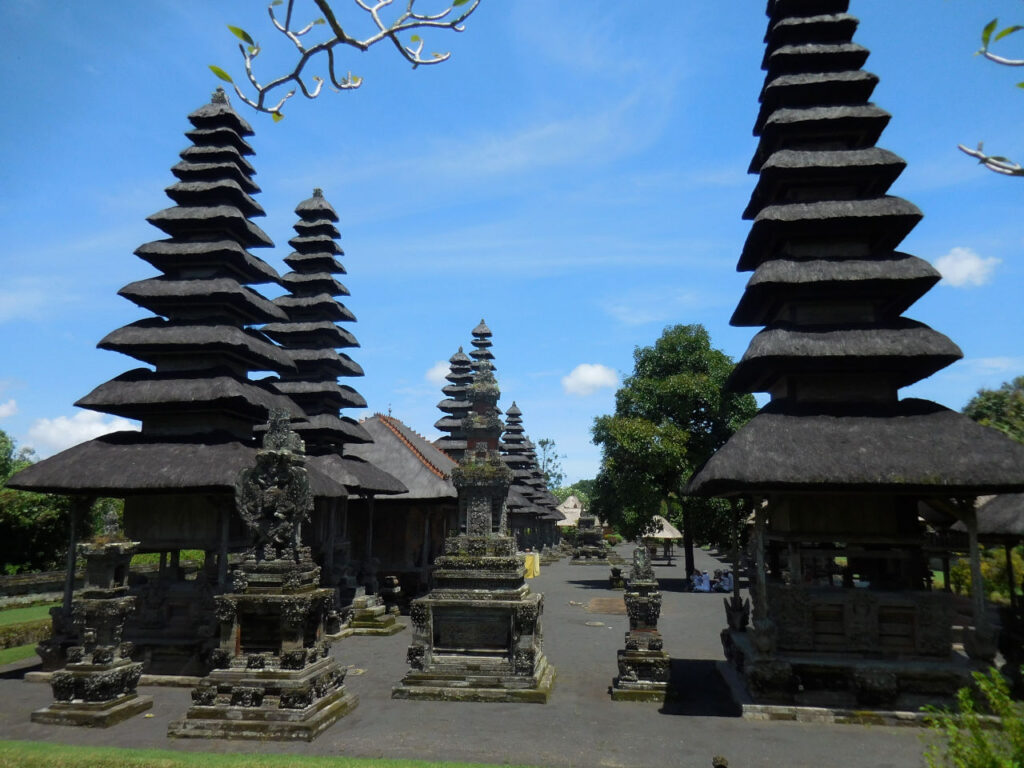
[995,25,1024,42]
[227,25,254,45]
[410,34,421,42]
[271,0,283,5]
[1017,81,1024,88]
[982,18,999,48]
[314,18,325,25]
[453,0,471,5]
[271,112,284,123]
[209,65,234,83]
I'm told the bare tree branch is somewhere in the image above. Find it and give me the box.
[957,143,1024,176]
[964,19,1024,176]
[214,0,480,118]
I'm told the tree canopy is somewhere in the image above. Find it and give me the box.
[963,375,1024,444]
[590,324,756,570]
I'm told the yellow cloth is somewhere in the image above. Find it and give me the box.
[524,553,540,579]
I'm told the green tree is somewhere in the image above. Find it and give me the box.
[0,429,102,574]
[963,376,1024,444]
[552,478,596,509]
[536,438,565,490]
[590,324,757,574]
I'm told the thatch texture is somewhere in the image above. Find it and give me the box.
[687,399,1024,496]
[118,277,287,324]
[133,239,279,285]
[348,415,456,500]
[751,104,890,172]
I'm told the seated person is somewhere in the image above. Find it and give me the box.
[717,570,734,593]
[696,571,712,592]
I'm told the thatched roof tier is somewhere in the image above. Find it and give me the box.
[6,431,346,498]
[727,320,962,392]
[743,148,905,219]
[756,70,877,132]
[187,89,254,134]
[295,188,339,221]
[687,399,1024,497]
[164,179,265,217]
[764,42,868,77]
[307,454,405,496]
[183,126,254,155]
[348,415,457,500]
[282,348,364,377]
[270,380,366,410]
[170,160,260,193]
[283,252,346,272]
[286,414,372,445]
[751,105,890,172]
[146,205,274,248]
[280,273,349,297]
[436,398,471,413]
[118,277,287,324]
[178,144,257,176]
[99,319,294,372]
[76,368,301,420]
[731,255,939,327]
[765,13,858,56]
[767,0,849,21]
[134,240,280,284]
[470,319,495,371]
[273,294,356,322]
[435,347,473,460]
[739,197,922,270]
[262,320,357,349]
[288,235,343,255]
[293,219,341,239]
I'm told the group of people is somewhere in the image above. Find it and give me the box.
[689,568,733,593]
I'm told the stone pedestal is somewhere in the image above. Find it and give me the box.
[611,548,670,701]
[379,575,404,616]
[168,549,357,741]
[32,540,152,727]
[349,594,404,635]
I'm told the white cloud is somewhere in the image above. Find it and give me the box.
[26,411,139,456]
[934,246,1001,287]
[562,364,619,396]
[0,399,16,419]
[602,287,727,326]
[425,361,450,386]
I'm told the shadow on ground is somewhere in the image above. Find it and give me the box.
[566,578,613,590]
[660,659,741,718]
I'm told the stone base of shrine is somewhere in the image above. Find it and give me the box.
[31,693,153,728]
[392,656,555,703]
[610,680,672,702]
[720,628,974,717]
[348,596,406,636]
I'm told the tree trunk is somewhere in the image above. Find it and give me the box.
[682,506,695,576]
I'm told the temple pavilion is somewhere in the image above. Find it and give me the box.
[688,0,1024,709]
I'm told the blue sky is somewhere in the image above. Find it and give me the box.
[1,1,1022,483]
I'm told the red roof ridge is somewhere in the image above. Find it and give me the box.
[377,414,448,480]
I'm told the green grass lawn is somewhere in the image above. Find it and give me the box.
[0,603,58,627]
[0,741,537,768]
[0,643,39,666]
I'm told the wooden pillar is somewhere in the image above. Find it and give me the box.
[323,498,337,585]
[959,498,993,643]
[752,502,768,623]
[731,498,741,603]
[365,495,375,561]
[63,497,91,611]
[218,505,230,589]
[942,554,952,593]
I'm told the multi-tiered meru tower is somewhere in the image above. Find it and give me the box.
[688,0,1024,710]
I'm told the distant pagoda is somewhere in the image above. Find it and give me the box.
[688,0,1024,710]
[9,89,348,676]
[434,347,473,461]
[261,189,404,613]
[393,359,554,703]
[469,319,495,374]
[500,403,547,550]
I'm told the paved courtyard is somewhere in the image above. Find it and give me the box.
[0,545,930,767]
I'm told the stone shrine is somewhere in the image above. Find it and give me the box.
[572,511,607,564]
[611,547,671,701]
[168,412,356,740]
[393,358,554,702]
[32,517,152,727]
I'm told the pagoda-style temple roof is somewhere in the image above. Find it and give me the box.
[688,400,1024,496]
[347,415,456,500]
[6,431,347,498]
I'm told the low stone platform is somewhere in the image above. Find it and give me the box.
[31,691,153,727]
[349,595,405,636]
[392,656,555,703]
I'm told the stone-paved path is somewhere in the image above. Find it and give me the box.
[0,545,929,767]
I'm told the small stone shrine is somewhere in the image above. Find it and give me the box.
[393,357,554,703]
[611,547,670,701]
[572,511,607,564]
[168,412,356,741]
[32,514,152,727]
